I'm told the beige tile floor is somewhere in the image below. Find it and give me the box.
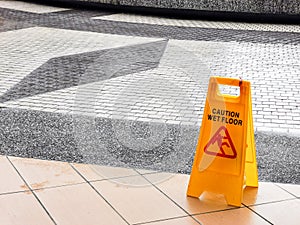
[0,155,299,225]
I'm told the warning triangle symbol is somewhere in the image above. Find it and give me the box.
[204,126,237,159]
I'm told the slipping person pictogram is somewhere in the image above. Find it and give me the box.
[204,126,237,159]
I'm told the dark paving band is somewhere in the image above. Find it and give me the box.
[31,0,300,17]
[0,40,167,103]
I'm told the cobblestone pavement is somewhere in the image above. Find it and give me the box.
[0,1,299,184]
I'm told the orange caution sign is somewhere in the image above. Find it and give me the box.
[187,76,258,207]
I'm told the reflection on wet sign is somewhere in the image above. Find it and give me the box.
[187,76,258,207]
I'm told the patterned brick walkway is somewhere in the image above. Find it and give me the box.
[0,1,299,184]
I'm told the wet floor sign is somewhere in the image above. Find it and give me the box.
[187,76,258,207]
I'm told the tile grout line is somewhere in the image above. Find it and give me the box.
[132,215,198,225]
[6,156,58,225]
[28,181,87,192]
[69,163,131,225]
[189,207,244,217]
[137,171,203,225]
[132,168,165,176]
[81,172,158,183]
[70,164,163,182]
[242,203,274,225]
[274,183,299,198]
[244,197,298,207]
[0,189,31,196]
